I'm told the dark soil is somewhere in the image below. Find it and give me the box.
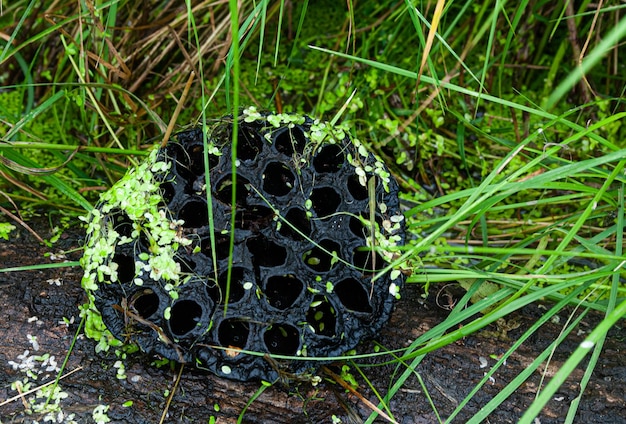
[1,221,625,423]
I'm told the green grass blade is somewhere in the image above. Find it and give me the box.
[0,0,37,64]
[544,14,626,109]
[224,0,242,314]
[465,308,589,423]
[255,0,268,84]
[519,298,626,424]
[273,0,285,67]
[0,261,80,273]
[564,184,625,423]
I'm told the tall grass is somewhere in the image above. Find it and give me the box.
[1,0,625,422]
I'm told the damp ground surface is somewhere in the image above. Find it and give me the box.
[1,222,625,423]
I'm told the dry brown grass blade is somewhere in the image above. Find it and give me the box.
[112,303,186,363]
[416,0,446,87]
[0,366,83,408]
[0,147,79,176]
[159,364,185,424]
[0,169,48,200]
[578,0,603,98]
[84,0,132,80]
[564,0,593,104]
[128,1,232,94]
[161,71,196,148]
[0,201,45,243]
[322,366,398,424]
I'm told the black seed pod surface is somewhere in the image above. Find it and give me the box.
[81,109,405,382]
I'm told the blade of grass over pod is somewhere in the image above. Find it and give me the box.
[185,1,219,286]
[224,0,242,314]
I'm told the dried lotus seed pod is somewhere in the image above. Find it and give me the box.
[80,108,405,382]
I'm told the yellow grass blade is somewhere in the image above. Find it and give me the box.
[417,0,445,85]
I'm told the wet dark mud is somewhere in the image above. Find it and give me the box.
[1,221,625,423]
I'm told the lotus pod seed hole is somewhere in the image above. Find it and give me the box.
[237,127,264,161]
[112,253,135,284]
[264,275,304,310]
[215,174,250,206]
[349,212,383,239]
[160,182,176,204]
[263,162,296,196]
[235,205,274,231]
[348,216,368,239]
[165,143,192,180]
[189,144,211,176]
[303,239,341,272]
[313,144,344,173]
[278,208,311,241]
[201,233,231,261]
[247,236,287,267]
[130,289,160,319]
[275,127,306,155]
[178,198,208,228]
[181,142,220,177]
[306,296,337,337]
[264,324,300,355]
[109,210,133,238]
[347,174,368,200]
[169,299,203,337]
[310,187,341,218]
[335,278,373,313]
[218,319,250,351]
[216,267,246,303]
[352,247,385,275]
